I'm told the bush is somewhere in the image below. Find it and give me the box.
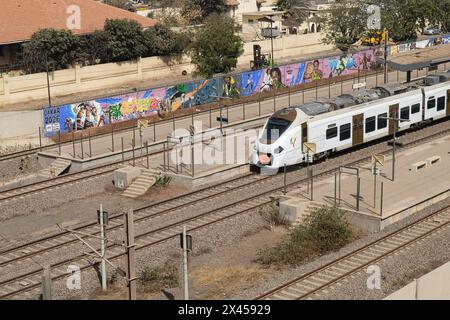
[139,262,179,292]
[257,206,353,266]
[260,200,289,227]
[155,175,172,188]
[21,28,80,73]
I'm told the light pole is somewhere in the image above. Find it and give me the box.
[379,116,410,181]
[269,15,274,67]
[40,40,52,109]
[209,95,232,133]
[258,15,276,67]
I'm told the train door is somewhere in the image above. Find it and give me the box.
[352,114,364,146]
[389,104,399,135]
[301,122,308,152]
[447,89,450,117]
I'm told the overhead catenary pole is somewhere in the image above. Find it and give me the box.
[392,127,396,181]
[384,29,389,84]
[99,204,107,291]
[124,209,136,300]
[41,266,52,300]
[39,126,43,151]
[182,225,189,300]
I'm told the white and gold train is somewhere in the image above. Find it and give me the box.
[250,71,450,171]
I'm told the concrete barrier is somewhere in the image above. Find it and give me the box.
[385,261,450,300]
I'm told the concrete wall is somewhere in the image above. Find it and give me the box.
[0,55,194,107]
[0,110,43,146]
[0,34,332,108]
[385,261,450,300]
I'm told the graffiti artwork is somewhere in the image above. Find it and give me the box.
[43,35,449,137]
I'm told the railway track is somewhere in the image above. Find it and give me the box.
[0,120,264,204]
[0,120,449,299]
[0,163,118,203]
[256,205,450,300]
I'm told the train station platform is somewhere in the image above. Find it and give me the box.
[290,133,450,232]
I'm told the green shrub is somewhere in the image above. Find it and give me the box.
[139,262,178,292]
[257,206,353,266]
[260,201,289,227]
[155,175,172,188]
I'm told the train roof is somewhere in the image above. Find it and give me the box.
[294,102,331,116]
[292,70,450,121]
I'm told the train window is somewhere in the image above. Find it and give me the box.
[326,127,338,140]
[437,97,446,111]
[340,123,351,141]
[411,104,420,114]
[400,107,410,122]
[377,113,387,129]
[260,117,293,144]
[365,116,376,133]
[427,98,436,109]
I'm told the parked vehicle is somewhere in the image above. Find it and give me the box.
[423,26,442,35]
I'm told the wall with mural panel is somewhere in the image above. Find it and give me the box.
[43,35,450,137]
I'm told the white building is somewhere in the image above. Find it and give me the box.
[226,0,277,25]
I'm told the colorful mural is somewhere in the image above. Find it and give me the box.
[388,35,450,56]
[43,35,449,137]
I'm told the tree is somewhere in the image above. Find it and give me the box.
[321,0,367,51]
[190,15,243,77]
[435,0,450,32]
[276,0,312,25]
[78,30,110,65]
[373,0,450,41]
[21,29,80,73]
[104,19,146,62]
[142,23,188,57]
[104,0,133,10]
[186,0,227,21]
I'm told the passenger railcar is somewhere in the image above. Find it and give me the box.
[250,71,450,171]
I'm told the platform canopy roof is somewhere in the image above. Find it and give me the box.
[385,44,450,72]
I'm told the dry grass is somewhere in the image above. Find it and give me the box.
[190,266,264,299]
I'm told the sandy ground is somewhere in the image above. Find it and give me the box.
[89,225,287,300]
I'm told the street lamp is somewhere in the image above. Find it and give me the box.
[379,116,410,181]
[269,14,275,67]
[258,14,276,67]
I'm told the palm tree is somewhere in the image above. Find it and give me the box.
[276,0,312,26]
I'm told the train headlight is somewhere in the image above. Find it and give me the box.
[274,146,284,154]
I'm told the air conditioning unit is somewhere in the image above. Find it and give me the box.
[424,75,440,86]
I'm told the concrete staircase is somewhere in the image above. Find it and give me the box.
[38,158,72,179]
[122,168,160,198]
[292,201,324,227]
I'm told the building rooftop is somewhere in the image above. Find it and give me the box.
[0,0,156,45]
[386,43,450,71]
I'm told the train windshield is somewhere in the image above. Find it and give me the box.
[260,117,292,144]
